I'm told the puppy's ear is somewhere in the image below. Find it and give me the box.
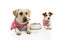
[49,12,53,16]
[26,9,31,17]
[42,12,46,16]
[13,9,19,18]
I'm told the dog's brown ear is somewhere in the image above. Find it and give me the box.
[49,12,53,15]
[13,9,19,18]
[42,12,46,16]
[26,9,31,17]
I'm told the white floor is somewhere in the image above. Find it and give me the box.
[0,27,51,40]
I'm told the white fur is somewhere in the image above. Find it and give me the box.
[15,28,21,35]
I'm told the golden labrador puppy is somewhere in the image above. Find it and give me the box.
[11,9,31,35]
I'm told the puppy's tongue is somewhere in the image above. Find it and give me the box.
[27,18,30,21]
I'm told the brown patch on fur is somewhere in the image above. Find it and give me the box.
[42,12,47,18]
[13,9,19,18]
[42,12,46,16]
[48,12,53,16]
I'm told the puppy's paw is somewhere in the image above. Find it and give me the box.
[27,31,31,34]
[46,28,51,30]
[16,31,21,35]
[16,32,21,35]
[15,28,21,35]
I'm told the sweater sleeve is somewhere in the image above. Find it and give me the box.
[11,20,16,30]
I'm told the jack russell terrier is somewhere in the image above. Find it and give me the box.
[42,12,53,30]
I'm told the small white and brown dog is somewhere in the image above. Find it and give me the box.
[42,12,53,30]
[11,9,31,35]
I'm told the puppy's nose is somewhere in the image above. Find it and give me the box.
[23,17,27,22]
[48,17,50,19]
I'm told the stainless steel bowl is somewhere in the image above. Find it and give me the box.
[30,23,42,30]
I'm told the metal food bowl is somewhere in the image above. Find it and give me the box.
[30,23,42,30]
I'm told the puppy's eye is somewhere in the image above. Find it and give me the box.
[25,12,28,15]
[45,15,47,16]
[19,12,23,15]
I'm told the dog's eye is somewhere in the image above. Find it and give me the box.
[25,12,28,15]
[45,15,47,16]
[19,12,23,15]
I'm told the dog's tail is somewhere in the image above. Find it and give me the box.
[30,23,42,30]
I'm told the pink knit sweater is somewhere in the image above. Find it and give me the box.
[11,18,30,30]
[43,19,49,26]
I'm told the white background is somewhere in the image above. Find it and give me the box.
[0,0,60,40]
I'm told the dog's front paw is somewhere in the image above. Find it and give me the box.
[16,31,21,35]
[16,32,21,35]
[27,31,31,34]
[15,28,21,35]
[46,28,51,30]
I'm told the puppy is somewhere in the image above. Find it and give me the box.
[11,9,31,35]
[42,12,53,30]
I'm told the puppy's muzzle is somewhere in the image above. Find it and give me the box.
[23,17,27,22]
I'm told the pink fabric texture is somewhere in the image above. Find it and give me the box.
[11,18,30,30]
[43,19,49,26]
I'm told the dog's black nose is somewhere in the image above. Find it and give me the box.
[48,18,50,19]
[23,17,27,22]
